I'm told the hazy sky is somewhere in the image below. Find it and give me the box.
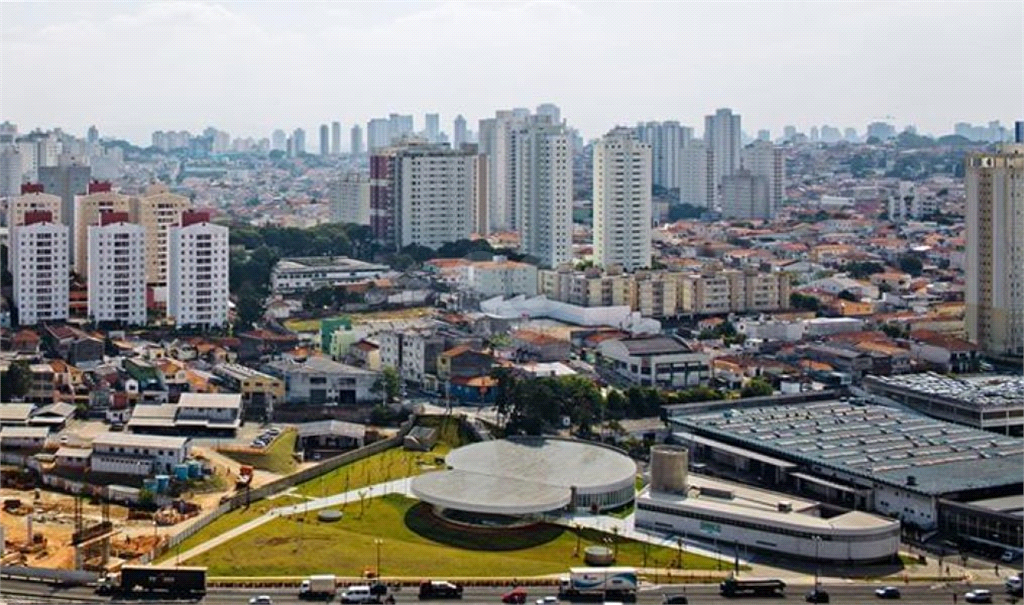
[2,1,1021,145]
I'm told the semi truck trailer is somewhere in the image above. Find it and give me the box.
[558,567,637,602]
[95,565,207,600]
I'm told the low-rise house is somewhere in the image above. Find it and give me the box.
[0,426,49,450]
[27,363,55,404]
[349,340,381,371]
[54,446,91,471]
[597,335,710,388]
[90,433,191,476]
[238,329,300,362]
[122,358,168,403]
[0,403,34,427]
[211,363,284,420]
[264,356,377,405]
[11,329,40,354]
[126,393,242,435]
[510,329,570,362]
[906,330,980,373]
[42,325,103,367]
[295,420,366,453]
[30,402,76,431]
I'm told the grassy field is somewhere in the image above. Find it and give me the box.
[284,307,436,333]
[220,429,299,474]
[189,495,722,577]
[293,415,468,498]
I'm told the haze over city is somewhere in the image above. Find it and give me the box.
[1,0,1022,143]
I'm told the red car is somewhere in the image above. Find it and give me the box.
[502,588,528,604]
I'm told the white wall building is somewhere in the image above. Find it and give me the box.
[330,171,371,226]
[678,140,715,209]
[464,257,538,297]
[593,127,652,271]
[741,140,785,213]
[396,143,477,250]
[965,144,1024,356]
[721,170,772,220]
[167,211,229,329]
[511,115,573,268]
[87,213,146,325]
[90,433,191,476]
[0,145,22,198]
[11,212,69,325]
[635,121,692,191]
[704,108,742,189]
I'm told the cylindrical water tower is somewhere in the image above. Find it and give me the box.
[650,445,688,494]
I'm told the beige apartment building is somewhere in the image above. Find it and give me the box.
[130,183,190,287]
[73,189,131,276]
[6,191,62,227]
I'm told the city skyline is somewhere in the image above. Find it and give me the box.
[1,1,1020,145]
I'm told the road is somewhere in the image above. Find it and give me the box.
[0,580,1011,605]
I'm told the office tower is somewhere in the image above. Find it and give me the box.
[704,108,741,189]
[866,122,896,141]
[350,124,364,155]
[0,146,21,198]
[809,126,820,142]
[536,103,561,125]
[510,116,573,268]
[72,181,131,277]
[965,144,1024,356]
[0,121,16,144]
[11,211,69,325]
[820,125,843,144]
[721,170,771,220]
[388,114,414,142]
[319,124,330,156]
[741,140,785,214]
[129,183,189,287]
[844,127,859,142]
[453,115,467,149]
[757,130,770,142]
[87,211,146,325]
[271,129,287,152]
[292,128,306,155]
[782,125,797,142]
[679,140,715,209]
[37,161,91,230]
[593,127,652,271]
[167,210,229,328]
[369,142,477,251]
[424,113,440,143]
[331,121,341,155]
[367,118,390,152]
[87,125,99,144]
[330,171,371,225]
[635,121,692,192]
[7,186,62,227]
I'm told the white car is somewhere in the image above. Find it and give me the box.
[535,598,558,605]
[249,596,273,605]
[964,589,992,604]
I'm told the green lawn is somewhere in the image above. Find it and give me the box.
[220,429,299,474]
[188,495,721,577]
[293,415,468,498]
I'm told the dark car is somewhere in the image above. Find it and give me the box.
[805,589,830,603]
[662,595,688,604]
[874,586,901,599]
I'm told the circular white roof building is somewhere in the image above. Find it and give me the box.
[411,437,637,516]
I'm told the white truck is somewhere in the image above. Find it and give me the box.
[558,567,638,602]
[299,574,337,600]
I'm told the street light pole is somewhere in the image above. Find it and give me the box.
[375,539,384,580]
[813,535,822,590]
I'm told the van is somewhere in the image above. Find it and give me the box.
[341,586,377,604]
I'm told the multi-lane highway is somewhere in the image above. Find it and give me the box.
[0,580,1011,605]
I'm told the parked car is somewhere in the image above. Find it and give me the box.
[1001,550,1019,563]
[965,589,993,603]
[535,598,558,605]
[267,428,281,436]
[662,595,689,604]
[805,588,830,603]
[874,586,901,599]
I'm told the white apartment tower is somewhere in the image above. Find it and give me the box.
[87,212,146,325]
[721,170,772,220]
[453,115,467,149]
[511,116,573,268]
[965,144,1024,356]
[397,144,477,250]
[679,140,715,208]
[0,145,22,198]
[73,183,131,277]
[330,171,371,226]
[11,211,69,325]
[350,124,364,155]
[129,183,189,289]
[740,140,785,213]
[593,127,653,271]
[331,121,341,155]
[167,211,230,329]
[636,121,692,192]
[704,108,742,189]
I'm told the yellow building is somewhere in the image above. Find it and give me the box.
[73,188,131,276]
[129,183,190,287]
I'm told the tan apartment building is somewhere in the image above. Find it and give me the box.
[73,187,131,276]
[129,183,190,287]
[6,190,62,227]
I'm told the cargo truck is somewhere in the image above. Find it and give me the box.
[95,565,207,599]
[558,567,637,602]
[300,574,338,600]
[718,576,786,598]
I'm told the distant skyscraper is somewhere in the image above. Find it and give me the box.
[593,127,652,271]
[271,129,287,152]
[0,146,22,198]
[37,161,91,231]
[319,124,330,156]
[367,118,390,152]
[741,140,785,214]
[866,122,896,141]
[965,144,1024,356]
[388,114,414,142]
[168,210,230,329]
[820,125,843,144]
[331,121,342,155]
[88,211,146,325]
[535,103,561,125]
[809,126,819,142]
[510,115,573,268]
[679,140,715,209]
[704,108,741,190]
[425,113,440,143]
[635,121,692,192]
[12,210,69,326]
[453,115,467,149]
[843,127,859,142]
[0,121,16,144]
[350,124,364,155]
[757,130,771,142]
[783,125,797,142]
[87,125,99,144]
[722,170,771,220]
[292,128,306,155]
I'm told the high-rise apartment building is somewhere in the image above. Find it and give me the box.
[7,186,62,227]
[271,129,287,152]
[370,142,477,251]
[593,128,652,271]
[635,121,692,192]
[740,140,785,213]
[510,116,573,268]
[535,103,561,125]
[73,181,131,277]
[37,161,91,229]
[87,211,146,325]
[757,129,771,142]
[721,170,771,220]
[350,124,364,155]
[424,113,440,143]
[366,119,390,153]
[292,128,306,155]
[167,211,230,329]
[679,141,715,209]
[0,146,23,198]
[453,115,467,149]
[965,144,1024,356]
[704,108,741,189]
[129,183,189,288]
[330,171,371,226]
[87,125,99,145]
[389,114,414,142]
[319,124,330,156]
[331,121,341,155]
[0,121,16,144]
[11,211,69,325]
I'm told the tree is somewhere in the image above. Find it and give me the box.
[898,254,924,277]
[741,378,774,398]
[790,292,821,311]
[846,261,885,279]
[371,366,402,403]
[234,282,265,330]
[0,360,32,401]
[838,289,859,302]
